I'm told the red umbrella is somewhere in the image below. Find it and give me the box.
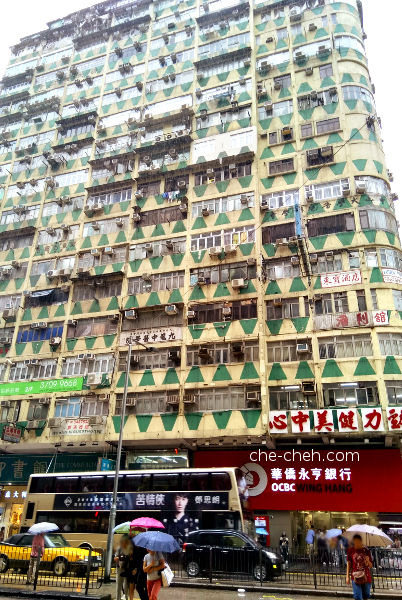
[130,517,165,529]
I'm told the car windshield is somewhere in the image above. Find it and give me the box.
[44,534,70,548]
[243,533,262,548]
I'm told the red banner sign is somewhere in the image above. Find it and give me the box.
[194,449,402,512]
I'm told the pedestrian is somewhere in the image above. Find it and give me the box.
[143,548,166,600]
[114,534,131,600]
[0,527,5,542]
[346,533,373,600]
[306,525,315,556]
[130,527,149,600]
[27,532,44,584]
[121,543,140,600]
[279,531,289,565]
[317,530,329,566]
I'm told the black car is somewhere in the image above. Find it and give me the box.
[182,529,282,581]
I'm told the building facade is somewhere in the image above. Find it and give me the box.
[0,0,401,542]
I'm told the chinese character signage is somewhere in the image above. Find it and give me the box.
[98,458,116,471]
[267,407,395,435]
[2,425,22,443]
[314,310,389,331]
[0,487,27,501]
[372,310,389,326]
[120,327,182,346]
[382,268,402,285]
[321,270,362,288]
[194,449,402,512]
[49,418,104,437]
[0,454,106,484]
[0,377,83,397]
[53,491,229,511]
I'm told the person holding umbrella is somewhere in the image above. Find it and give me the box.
[134,530,180,600]
[346,534,373,600]
[26,522,58,584]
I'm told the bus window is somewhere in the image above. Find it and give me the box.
[181,473,209,491]
[29,478,54,493]
[55,477,79,493]
[81,476,105,492]
[105,475,115,492]
[122,474,151,492]
[211,472,231,490]
[26,502,35,520]
[152,473,179,490]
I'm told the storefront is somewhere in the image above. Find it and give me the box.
[0,486,26,538]
[194,448,402,548]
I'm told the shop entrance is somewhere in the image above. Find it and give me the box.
[292,511,378,549]
[8,503,23,537]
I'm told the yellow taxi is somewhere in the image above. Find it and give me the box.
[0,533,102,576]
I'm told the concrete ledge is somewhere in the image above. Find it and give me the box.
[0,587,111,600]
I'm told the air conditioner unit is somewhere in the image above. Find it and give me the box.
[187,310,196,319]
[177,179,187,190]
[59,268,72,277]
[305,189,313,200]
[276,238,288,246]
[259,61,271,72]
[274,81,282,91]
[104,246,114,255]
[3,309,16,321]
[179,203,188,214]
[0,336,12,345]
[342,183,351,196]
[48,418,62,428]
[291,256,300,265]
[26,420,42,430]
[246,391,259,402]
[47,270,59,279]
[165,304,178,315]
[356,182,367,194]
[133,213,142,223]
[224,244,237,254]
[167,395,180,405]
[302,381,316,395]
[273,298,283,307]
[50,336,61,346]
[60,224,70,232]
[88,415,105,425]
[67,319,77,326]
[165,240,174,250]
[309,23,317,31]
[320,146,333,158]
[246,258,256,266]
[222,306,232,316]
[92,221,100,230]
[125,309,138,319]
[264,101,273,113]
[296,343,309,354]
[198,346,210,358]
[1,266,13,276]
[231,278,246,289]
[91,248,101,257]
[305,67,313,76]
[46,227,55,236]
[38,398,50,405]
[325,251,334,260]
[209,247,222,256]
[30,322,47,329]
[77,267,90,275]
[142,273,152,281]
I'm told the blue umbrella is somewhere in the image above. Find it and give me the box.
[326,528,342,539]
[133,530,180,553]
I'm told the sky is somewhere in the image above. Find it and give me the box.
[0,0,400,220]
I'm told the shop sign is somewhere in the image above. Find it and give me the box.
[53,491,229,511]
[314,309,389,330]
[49,418,104,437]
[0,454,106,485]
[194,449,402,512]
[120,327,182,346]
[2,425,22,443]
[98,457,116,471]
[382,268,402,285]
[0,488,27,501]
[0,377,83,397]
[269,407,397,435]
[321,269,362,288]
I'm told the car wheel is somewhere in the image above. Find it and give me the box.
[0,554,8,573]
[52,557,69,577]
[253,563,267,581]
[186,560,200,577]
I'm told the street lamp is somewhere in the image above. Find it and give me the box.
[104,342,132,582]
[104,341,155,581]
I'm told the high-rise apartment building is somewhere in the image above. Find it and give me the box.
[0,0,401,541]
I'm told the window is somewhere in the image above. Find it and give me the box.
[298,89,337,110]
[9,360,57,381]
[359,209,398,234]
[37,225,79,246]
[319,64,333,79]
[121,307,182,331]
[269,158,294,175]
[277,28,287,41]
[357,290,367,311]
[342,85,374,107]
[261,189,299,210]
[0,295,20,311]
[67,317,118,338]
[306,145,334,166]
[318,334,372,359]
[378,333,402,356]
[190,261,256,285]
[25,289,69,308]
[269,132,278,144]
[265,257,300,279]
[380,248,402,270]
[267,340,309,362]
[355,176,389,197]
[61,353,114,376]
[127,271,185,294]
[262,223,296,244]
[187,341,258,366]
[316,118,340,134]
[119,347,180,371]
[291,23,302,36]
[348,251,360,269]
[194,161,252,185]
[325,384,377,407]
[191,193,254,218]
[115,391,179,415]
[83,218,129,237]
[79,247,127,267]
[365,250,378,268]
[393,290,402,312]
[273,74,291,89]
[130,239,185,260]
[335,35,365,55]
[270,387,316,411]
[370,289,378,310]
[307,213,355,237]
[54,170,88,187]
[315,292,349,315]
[386,383,402,405]
[27,401,49,420]
[301,123,313,138]
[266,297,308,320]
[184,386,260,412]
[17,323,63,343]
[311,252,342,274]
[88,187,131,207]
[138,206,184,227]
[0,401,20,423]
[191,300,257,324]
[191,226,255,251]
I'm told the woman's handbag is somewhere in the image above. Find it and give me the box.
[161,563,174,587]
[353,570,367,585]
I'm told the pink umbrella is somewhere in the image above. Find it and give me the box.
[130,517,165,529]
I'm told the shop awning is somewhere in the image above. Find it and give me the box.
[256,527,269,536]
[30,289,53,298]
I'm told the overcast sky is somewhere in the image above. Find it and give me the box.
[0,0,400,220]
